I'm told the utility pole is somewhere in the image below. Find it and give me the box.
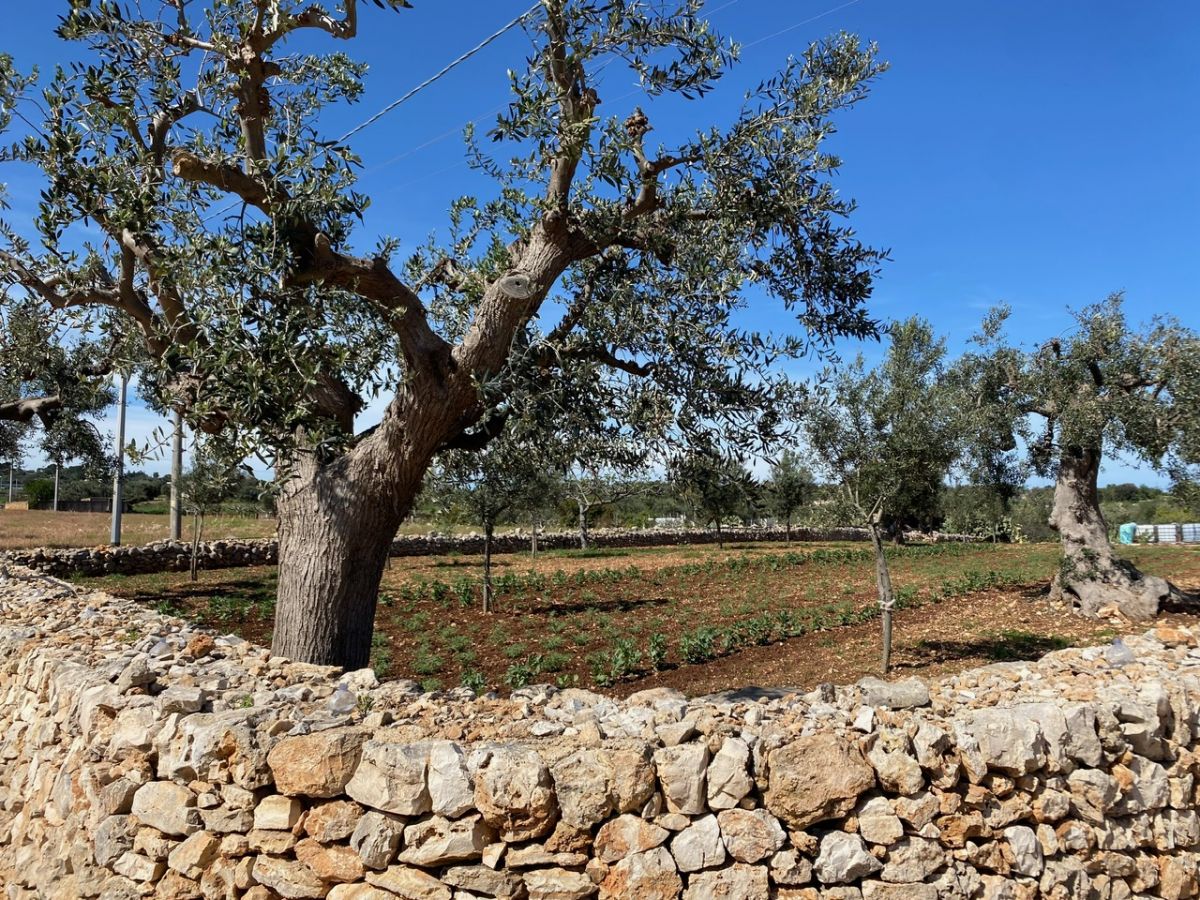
[110,372,128,546]
[170,409,183,541]
[53,461,59,512]
[7,461,12,505]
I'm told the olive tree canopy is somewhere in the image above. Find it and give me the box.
[959,295,1200,620]
[0,300,115,471]
[0,2,887,666]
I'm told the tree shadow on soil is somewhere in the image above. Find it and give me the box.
[1161,586,1200,616]
[125,578,276,608]
[897,631,1074,668]
[525,595,672,616]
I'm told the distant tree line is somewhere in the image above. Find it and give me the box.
[11,462,271,517]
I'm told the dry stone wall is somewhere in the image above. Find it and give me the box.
[1,565,1199,899]
[0,527,974,579]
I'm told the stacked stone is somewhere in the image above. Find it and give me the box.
[0,539,279,578]
[1,565,1197,899]
[0,526,978,579]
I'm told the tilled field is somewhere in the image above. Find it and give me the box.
[78,541,1200,696]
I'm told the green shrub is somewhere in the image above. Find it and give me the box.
[453,577,475,607]
[679,627,718,664]
[24,479,55,507]
[588,637,642,686]
[504,655,546,689]
[460,669,487,693]
[647,632,668,670]
[540,651,571,673]
[412,648,445,676]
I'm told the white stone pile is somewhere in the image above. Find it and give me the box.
[0,564,1198,899]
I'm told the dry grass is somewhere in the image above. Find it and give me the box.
[0,508,276,549]
[0,507,549,550]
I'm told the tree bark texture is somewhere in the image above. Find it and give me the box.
[1048,445,1176,621]
[272,452,411,668]
[868,522,895,674]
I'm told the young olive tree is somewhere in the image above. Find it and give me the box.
[181,438,245,580]
[959,296,1200,620]
[0,4,886,667]
[804,318,961,672]
[671,451,757,548]
[564,464,660,549]
[435,422,559,612]
[768,448,816,540]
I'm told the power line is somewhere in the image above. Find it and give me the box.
[384,0,866,193]
[208,0,863,217]
[201,3,541,223]
[364,0,745,177]
[336,2,542,144]
[742,0,862,49]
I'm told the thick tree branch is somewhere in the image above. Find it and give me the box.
[564,345,654,378]
[543,4,597,208]
[150,91,203,165]
[0,394,63,428]
[263,1,360,46]
[311,373,364,433]
[415,256,471,293]
[294,234,451,374]
[439,408,511,453]
[170,150,274,210]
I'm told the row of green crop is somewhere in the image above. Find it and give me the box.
[496,566,1027,690]
[381,541,996,610]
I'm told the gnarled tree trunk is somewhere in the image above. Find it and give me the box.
[1048,445,1175,621]
[272,453,410,669]
[271,209,584,667]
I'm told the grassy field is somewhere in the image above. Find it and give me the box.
[0,508,276,548]
[0,508,542,550]
[77,541,1200,697]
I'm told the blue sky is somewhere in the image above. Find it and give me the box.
[6,1,1199,484]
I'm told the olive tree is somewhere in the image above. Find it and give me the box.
[0,300,115,473]
[767,448,815,540]
[433,435,553,612]
[671,450,757,547]
[959,296,1200,620]
[804,318,961,672]
[181,438,245,580]
[0,3,886,667]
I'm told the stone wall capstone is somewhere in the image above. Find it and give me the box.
[1,565,1197,899]
[0,526,977,579]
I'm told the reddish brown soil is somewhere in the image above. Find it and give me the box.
[80,542,1200,697]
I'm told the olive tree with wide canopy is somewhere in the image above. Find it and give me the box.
[0,1,887,667]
